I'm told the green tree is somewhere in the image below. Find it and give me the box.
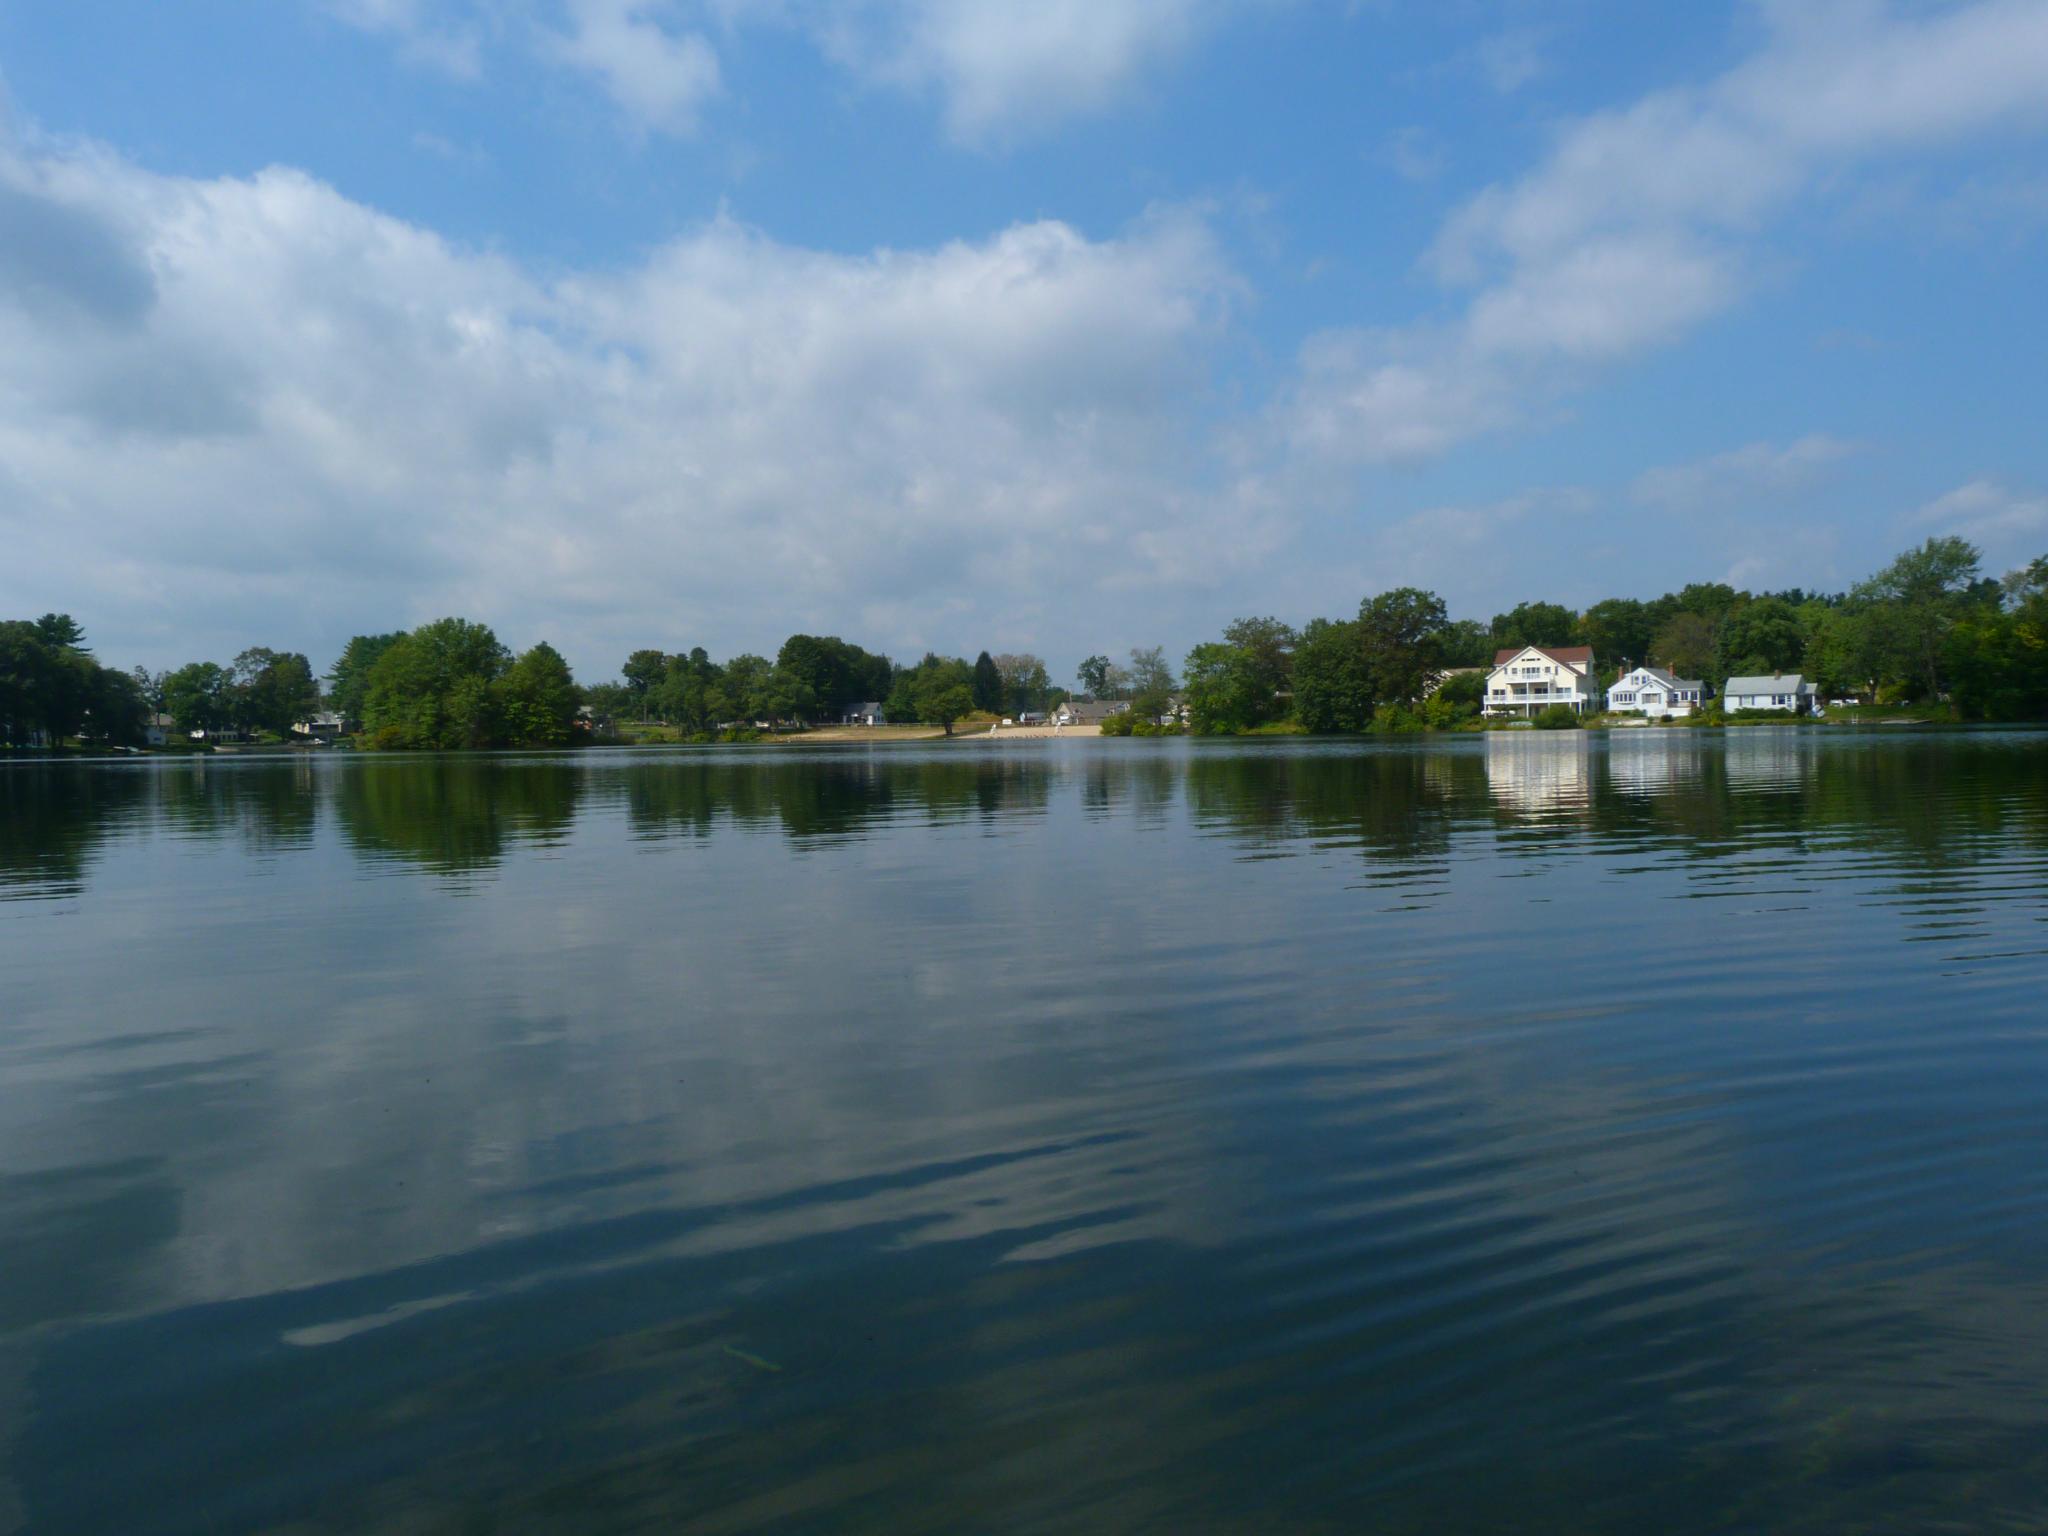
[231,647,320,736]
[497,641,581,745]
[326,633,403,722]
[362,618,512,749]
[915,679,975,735]
[1714,598,1806,679]
[1854,536,1983,700]
[164,661,231,735]
[1221,616,1297,703]
[1490,601,1577,650]
[1076,655,1111,697]
[1128,646,1176,698]
[1652,612,1717,681]
[622,649,669,718]
[1291,617,1371,734]
[34,613,87,651]
[1180,641,1264,734]
[972,651,1002,713]
[1577,598,1654,670]
[1359,587,1449,705]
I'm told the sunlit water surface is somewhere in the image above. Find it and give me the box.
[5,733,2048,1533]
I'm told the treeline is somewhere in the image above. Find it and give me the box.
[1174,537,2048,733]
[329,621,579,749]
[12,534,2045,753]
[585,636,1062,737]
[0,615,151,746]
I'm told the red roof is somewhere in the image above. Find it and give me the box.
[1494,644,1594,668]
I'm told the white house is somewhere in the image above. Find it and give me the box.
[1722,674,1818,714]
[1484,645,1597,718]
[1606,666,1705,718]
[842,702,886,726]
[1052,699,1126,726]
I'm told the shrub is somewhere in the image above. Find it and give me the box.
[1371,703,1426,734]
[1533,703,1581,730]
[1098,710,1135,736]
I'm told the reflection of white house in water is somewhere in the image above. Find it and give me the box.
[1484,733,1592,816]
[1723,729,1818,791]
[1606,733,1705,796]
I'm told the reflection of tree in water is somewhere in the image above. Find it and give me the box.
[1185,747,1481,865]
[1591,734,2048,872]
[148,757,319,853]
[0,767,146,899]
[334,759,580,875]
[624,754,1053,847]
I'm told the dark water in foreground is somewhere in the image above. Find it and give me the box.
[5,732,2048,1534]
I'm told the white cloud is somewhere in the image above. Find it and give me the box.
[1474,27,1545,94]
[325,0,1241,144]
[323,0,485,77]
[728,0,1239,144]
[0,136,1236,674]
[1286,0,2048,468]
[1912,479,2048,547]
[1381,125,1446,184]
[1631,435,1859,512]
[549,0,722,136]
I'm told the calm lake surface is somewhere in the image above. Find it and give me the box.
[6,732,2048,1534]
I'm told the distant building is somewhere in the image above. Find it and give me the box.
[1484,645,1597,718]
[145,713,178,747]
[1606,666,1705,718]
[1052,699,1127,726]
[291,711,353,739]
[1722,674,1818,714]
[843,702,886,726]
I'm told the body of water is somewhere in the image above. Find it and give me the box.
[5,732,2048,1533]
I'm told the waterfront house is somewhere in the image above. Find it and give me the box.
[291,711,353,740]
[1484,645,1597,718]
[145,713,177,747]
[1722,674,1818,713]
[1606,666,1705,718]
[1052,699,1127,726]
[843,702,886,726]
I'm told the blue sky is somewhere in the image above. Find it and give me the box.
[2,1,2046,682]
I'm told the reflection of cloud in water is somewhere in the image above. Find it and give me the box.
[7,742,2048,1531]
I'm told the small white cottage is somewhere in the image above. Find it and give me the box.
[1721,674,1818,714]
[1606,666,1705,718]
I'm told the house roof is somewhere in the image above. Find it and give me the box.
[1494,645,1594,670]
[1062,700,1123,721]
[1723,674,1811,694]
[1621,667,1704,691]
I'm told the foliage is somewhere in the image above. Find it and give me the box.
[2,616,142,745]
[231,647,320,736]
[1490,600,1577,651]
[1127,645,1176,698]
[1180,641,1269,734]
[497,642,581,746]
[1651,612,1718,681]
[362,618,524,749]
[1370,702,1426,734]
[1358,587,1449,706]
[326,633,403,722]
[1533,703,1581,730]
[1075,654,1111,697]
[1715,597,1805,678]
[1291,616,1372,734]
[971,651,1002,713]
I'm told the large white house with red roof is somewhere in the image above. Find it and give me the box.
[1484,644,1598,718]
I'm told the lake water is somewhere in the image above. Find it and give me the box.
[5,732,2048,1534]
